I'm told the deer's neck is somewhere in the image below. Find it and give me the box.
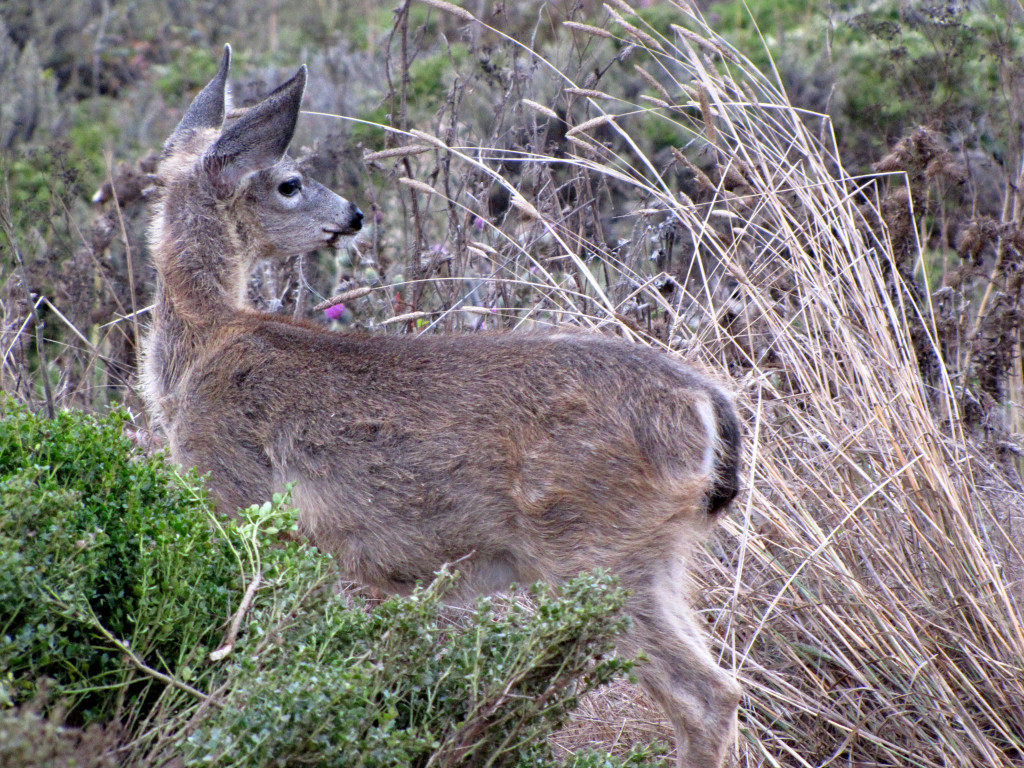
[143,180,254,411]
[151,183,252,324]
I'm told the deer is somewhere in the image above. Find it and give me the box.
[140,45,742,768]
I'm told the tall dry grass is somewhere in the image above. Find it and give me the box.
[325,1,1024,764]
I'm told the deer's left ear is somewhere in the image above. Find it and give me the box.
[166,45,232,153]
[204,66,306,196]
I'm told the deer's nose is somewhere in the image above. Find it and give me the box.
[350,207,363,232]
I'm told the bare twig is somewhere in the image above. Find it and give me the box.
[209,571,263,662]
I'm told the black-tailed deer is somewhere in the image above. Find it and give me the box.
[141,46,742,768]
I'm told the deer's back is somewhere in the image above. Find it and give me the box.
[165,317,738,590]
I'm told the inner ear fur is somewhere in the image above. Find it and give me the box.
[203,66,308,195]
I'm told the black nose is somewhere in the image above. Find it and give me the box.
[351,207,363,232]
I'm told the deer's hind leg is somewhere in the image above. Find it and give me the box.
[620,561,740,768]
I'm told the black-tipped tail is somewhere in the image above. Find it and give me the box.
[707,393,741,515]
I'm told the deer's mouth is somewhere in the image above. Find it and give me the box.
[323,211,363,246]
[323,227,355,247]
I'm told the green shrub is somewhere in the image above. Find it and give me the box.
[183,567,654,768]
[0,400,663,766]
[67,97,123,185]
[708,0,1024,166]
[0,398,237,723]
[351,103,390,147]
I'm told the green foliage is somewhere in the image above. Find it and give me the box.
[562,747,669,768]
[184,568,647,768]
[0,398,237,722]
[638,113,692,155]
[408,50,457,103]
[66,98,122,184]
[1,96,119,276]
[712,0,821,41]
[0,149,79,237]
[152,46,229,102]
[328,4,405,51]
[0,401,660,766]
[350,103,391,146]
[709,0,1024,163]
[834,5,993,141]
[0,694,118,768]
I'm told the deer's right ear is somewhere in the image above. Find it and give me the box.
[203,65,307,197]
[165,45,232,152]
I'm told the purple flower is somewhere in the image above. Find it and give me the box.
[324,303,345,320]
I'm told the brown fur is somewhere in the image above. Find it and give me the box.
[141,46,742,768]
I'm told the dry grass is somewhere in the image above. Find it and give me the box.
[551,680,670,759]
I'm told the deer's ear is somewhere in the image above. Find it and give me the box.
[204,66,307,195]
[166,45,232,151]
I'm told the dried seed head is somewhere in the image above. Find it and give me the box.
[639,94,671,109]
[416,0,475,22]
[604,5,665,52]
[956,218,998,265]
[399,177,440,196]
[313,286,374,312]
[873,152,904,173]
[510,194,540,220]
[380,310,429,326]
[363,146,432,162]
[521,99,559,120]
[408,129,447,148]
[924,156,966,184]
[670,24,740,63]
[634,64,673,105]
[565,87,615,101]
[604,0,636,16]
[565,114,617,137]
[562,21,615,40]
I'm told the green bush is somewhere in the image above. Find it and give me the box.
[0,400,663,766]
[183,567,655,768]
[152,45,229,102]
[708,0,1024,166]
[0,398,237,723]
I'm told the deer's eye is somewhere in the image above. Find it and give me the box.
[278,178,302,197]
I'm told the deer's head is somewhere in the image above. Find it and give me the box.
[157,45,362,264]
